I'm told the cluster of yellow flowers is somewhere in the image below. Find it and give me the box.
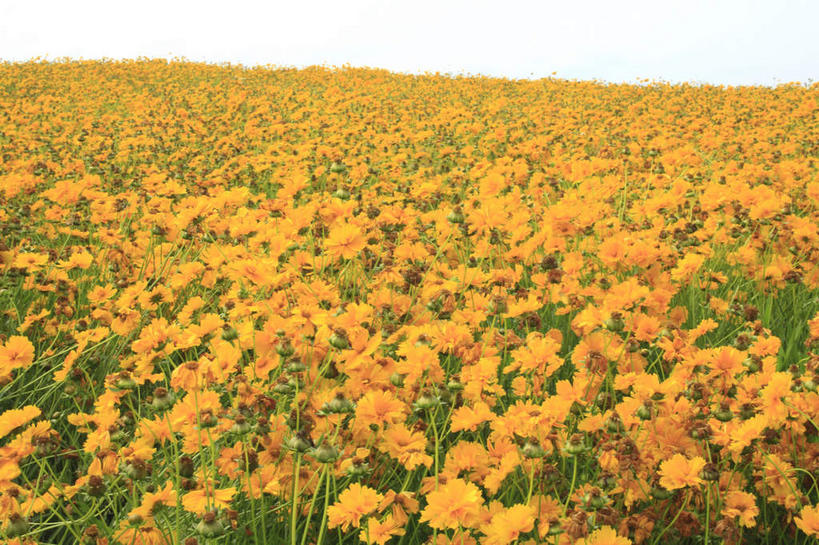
[0,60,818,545]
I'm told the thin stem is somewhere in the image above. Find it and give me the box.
[316,468,332,545]
[704,484,710,545]
[652,491,691,545]
[526,462,537,505]
[291,453,302,545]
[562,456,578,517]
[300,465,328,545]
[429,407,440,489]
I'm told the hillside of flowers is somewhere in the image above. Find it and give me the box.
[1,59,818,545]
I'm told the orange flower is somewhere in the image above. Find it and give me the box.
[181,485,236,515]
[354,390,406,433]
[759,372,792,426]
[584,525,632,545]
[12,252,49,271]
[419,478,484,530]
[795,504,819,538]
[324,223,366,260]
[380,424,432,470]
[130,480,178,521]
[722,490,759,528]
[327,483,383,532]
[0,406,41,440]
[0,335,35,381]
[450,401,494,432]
[363,514,405,544]
[709,346,744,380]
[480,503,535,545]
[658,454,705,490]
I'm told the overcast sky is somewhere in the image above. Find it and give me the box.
[1,0,817,86]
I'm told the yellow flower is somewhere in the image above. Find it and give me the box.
[328,483,384,532]
[795,504,819,538]
[723,490,759,528]
[181,485,236,515]
[0,405,41,440]
[362,514,405,544]
[324,223,366,260]
[419,478,484,530]
[0,335,35,381]
[658,454,705,490]
[130,480,178,521]
[380,424,432,470]
[480,503,536,545]
[584,525,632,545]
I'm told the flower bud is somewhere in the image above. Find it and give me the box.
[651,487,674,500]
[152,387,175,411]
[286,435,312,453]
[285,360,307,373]
[221,327,239,342]
[5,514,29,538]
[122,459,150,480]
[714,408,733,422]
[198,411,218,428]
[522,439,546,459]
[196,512,225,538]
[488,296,508,315]
[563,434,586,456]
[179,456,195,478]
[87,475,106,498]
[328,329,349,350]
[323,392,354,414]
[700,463,720,481]
[604,315,624,332]
[345,461,371,478]
[313,443,339,463]
[276,340,295,358]
[605,414,623,433]
[446,378,464,392]
[414,391,439,411]
[446,207,465,224]
[273,381,293,394]
[115,375,137,390]
[230,415,251,435]
[635,401,653,421]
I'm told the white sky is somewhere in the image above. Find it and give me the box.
[1,0,817,86]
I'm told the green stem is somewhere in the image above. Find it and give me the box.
[562,456,578,516]
[526,462,537,505]
[652,491,690,545]
[704,484,710,545]
[291,454,302,545]
[316,468,332,545]
[300,465,328,545]
[429,407,440,489]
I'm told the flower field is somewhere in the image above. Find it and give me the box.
[1,59,819,545]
